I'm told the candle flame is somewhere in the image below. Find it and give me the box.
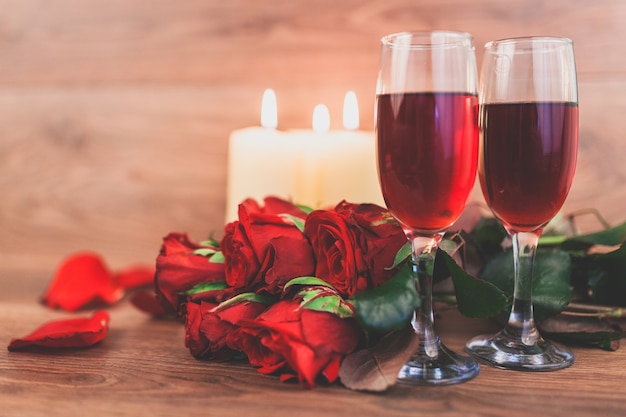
[342,91,360,130]
[312,104,330,133]
[261,88,278,129]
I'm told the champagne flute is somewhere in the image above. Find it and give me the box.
[465,37,578,370]
[376,31,480,385]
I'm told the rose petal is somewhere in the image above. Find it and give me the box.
[42,252,123,312]
[221,222,260,289]
[7,311,110,352]
[129,291,168,317]
[239,197,308,219]
[222,197,315,294]
[322,356,341,383]
[262,235,316,292]
[184,301,212,358]
[155,233,226,314]
[261,196,309,218]
[300,309,360,355]
[199,300,269,357]
[240,299,360,388]
[114,266,155,290]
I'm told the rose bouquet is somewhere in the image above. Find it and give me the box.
[152,197,626,390]
[154,197,410,388]
[10,196,626,392]
[154,196,521,390]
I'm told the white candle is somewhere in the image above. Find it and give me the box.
[225,89,302,222]
[281,106,330,209]
[315,91,384,208]
[225,90,384,222]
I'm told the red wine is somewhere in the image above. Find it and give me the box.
[480,102,578,232]
[376,92,479,233]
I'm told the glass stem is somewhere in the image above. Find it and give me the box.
[409,233,443,359]
[506,231,541,346]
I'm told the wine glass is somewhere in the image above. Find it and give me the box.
[465,37,578,370]
[375,31,480,385]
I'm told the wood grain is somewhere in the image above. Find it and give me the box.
[0,1,625,284]
[1,2,625,415]
[1,297,624,417]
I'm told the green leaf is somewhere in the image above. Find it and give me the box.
[351,262,420,332]
[530,250,572,321]
[283,278,353,318]
[284,276,336,292]
[386,242,411,270]
[385,238,460,273]
[480,249,572,321]
[209,251,225,263]
[587,245,626,306]
[437,250,507,318]
[547,220,626,250]
[470,216,508,261]
[295,204,315,215]
[370,212,400,227]
[568,220,626,246]
[199,236,221,248]
[298,287,355,318]
[185,281,229,295]
[439,238,460,254]
[279,213,306,233]
[193,248,217,257]
[538,234,568,246]
[211,292,275,312]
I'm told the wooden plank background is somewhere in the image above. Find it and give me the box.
[1,0,625,285]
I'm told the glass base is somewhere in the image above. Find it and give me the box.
[465,331,574,371]
[397,339,480,386]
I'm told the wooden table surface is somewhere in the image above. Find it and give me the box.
[2,1,626,416]
[1,275,625,417]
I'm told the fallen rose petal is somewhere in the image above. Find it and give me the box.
[114,266,155,290]
[7,311,110,352]
[42,252,124,311]
[129,291,169,318]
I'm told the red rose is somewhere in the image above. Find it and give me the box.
[184,301,210,358]
[335,202,407,288]
[221,197,315,294]
[155,233,225,315]
[240,196,309,218]
[184,298,269,360]
[240,296,361,388]
[304,201,406,297]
